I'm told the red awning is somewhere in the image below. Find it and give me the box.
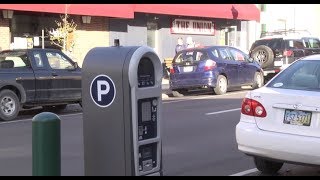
[0,4,259,21]
[0,4,135,18]
[134,4,260,22]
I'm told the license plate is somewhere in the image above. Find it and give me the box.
[283,109,312,126]
[274,61,283,66]
[183,66,193,72]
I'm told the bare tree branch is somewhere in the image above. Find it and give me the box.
[48,14,77,52]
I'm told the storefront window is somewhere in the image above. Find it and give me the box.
[10,12,61,49]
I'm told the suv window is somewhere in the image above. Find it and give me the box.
[302,38,320,48]
[285,39,305,49]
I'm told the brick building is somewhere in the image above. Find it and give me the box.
[0,4,260,66]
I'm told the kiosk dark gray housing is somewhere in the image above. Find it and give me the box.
[82,46,162,176]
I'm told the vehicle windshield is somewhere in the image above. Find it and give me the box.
[0,51,30,68]
[267,60,320,91]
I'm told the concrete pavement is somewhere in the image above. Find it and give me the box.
[1,91,320,176]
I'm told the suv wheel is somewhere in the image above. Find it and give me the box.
[214,75,227,95]
[254,156,283,174]
[251,45,274,69]
[252,72,264,89]
[0,90,20,121]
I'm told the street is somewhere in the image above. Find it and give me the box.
[1,2,320,177]
[0,90,320,176]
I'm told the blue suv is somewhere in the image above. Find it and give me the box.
[169,46,263,95]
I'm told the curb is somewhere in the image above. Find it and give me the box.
[162,78,171,99]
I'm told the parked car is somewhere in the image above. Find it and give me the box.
[249,30,320,81]
[236,54,320,174]
[169,46,263,96]
[0,48,81,121]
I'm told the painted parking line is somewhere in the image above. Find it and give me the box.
[205,108,241,116]
[163,91,247,104]
[0,112,83,125]
[229,168,259,176]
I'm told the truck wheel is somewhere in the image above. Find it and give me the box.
[254,156,283,174]
[0,90,20,121]
[252,72,264,89]
[251,45,274,69]
[214,75,227,95]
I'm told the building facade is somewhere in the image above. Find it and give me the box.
[109,13,246,59]
[0,4,260,66]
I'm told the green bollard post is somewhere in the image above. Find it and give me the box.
[32,112,61,176]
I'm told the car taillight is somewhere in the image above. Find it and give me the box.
[275,69,281,73]
[169,66,175,74]
[204,60,216,71]
[241,98,267,117]
[283,50,293,57]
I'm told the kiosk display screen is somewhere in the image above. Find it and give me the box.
[138,58,155,88]
[141,101,151,122]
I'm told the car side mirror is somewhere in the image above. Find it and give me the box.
[66,62,79,71]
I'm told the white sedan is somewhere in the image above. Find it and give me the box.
[236,54,320,174]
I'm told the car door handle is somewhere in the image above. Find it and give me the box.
[52,72,58,77]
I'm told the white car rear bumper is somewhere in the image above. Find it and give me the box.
[236,121,320,165]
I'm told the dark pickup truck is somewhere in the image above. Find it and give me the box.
[0,48,81,121]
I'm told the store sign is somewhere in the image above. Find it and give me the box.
[171,19,215,35]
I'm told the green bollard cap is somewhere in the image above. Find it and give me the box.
[32,112,60,122]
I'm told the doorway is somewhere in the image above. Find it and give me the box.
[225,26,237,47]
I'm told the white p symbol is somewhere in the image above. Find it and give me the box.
[97,80,110,101]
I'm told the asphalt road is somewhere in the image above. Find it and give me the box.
[0,89,320,176]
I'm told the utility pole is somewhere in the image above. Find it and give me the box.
[293,6,296,30]
[42,29,44,49]
[63,4,69,51]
